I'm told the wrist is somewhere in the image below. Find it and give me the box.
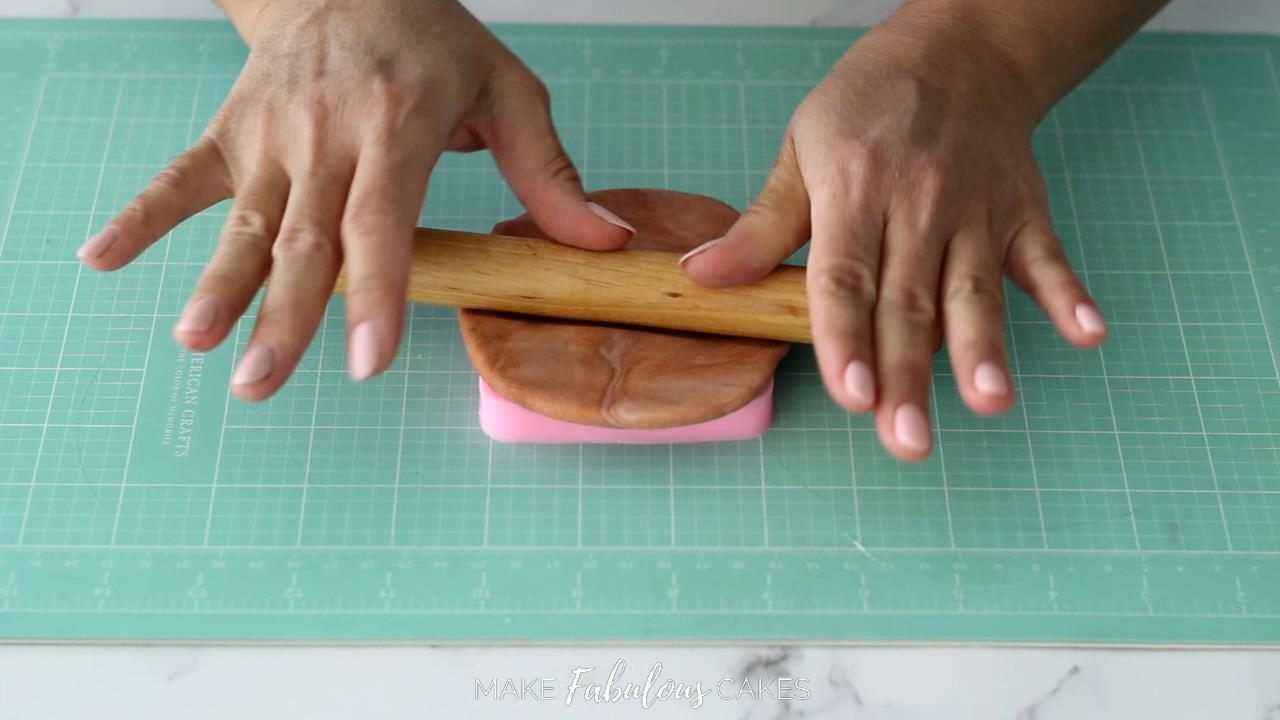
[875,0,1169,123]
[214,0,276,45]
[892,0,1061,113]
[849,5,1048,133]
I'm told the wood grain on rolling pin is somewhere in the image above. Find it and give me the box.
[331,227,813,344]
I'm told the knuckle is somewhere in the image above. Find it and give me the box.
[540,150,581,186]
[522,74,552,107]
[913,150,949,180]
[341,209,400,241]
[150,163,193,197]
[226,206,271,235]
[744,175,802,218]
[902,166,957,232]
[845,183,878,217]
[368,69,401,102]
[272,225,335,261]
[913,160,947,191]
[877,283,937,325]
[293,100,332,159]
[366,76,433,138]
[849,161,881,196]
[491,57,548,101]
[221,207,275,251]
[810,258,878,308]
[944,272,1003,308]
[836,139,877,172]
[767,140,803,183]
[818,140,879,194]
[204,110,231,139]
[302,93,330,122]
[118,197,152,229]
[742,193,782,219]
[366,81,409,134]
[907,201,945,239]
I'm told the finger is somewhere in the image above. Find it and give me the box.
[942,227,1014,416]
[485,75,634,250]
[229,169,348,400]
[173,162,289,354]
[680,137,810,288]
[875,213,946,462]
[338,143,435,382]
[78,138,230,269]
[804,168,883,413]
[1005,218,1107,347]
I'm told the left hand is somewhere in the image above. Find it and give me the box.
[680,12,1108,461]
[76,0,632,400]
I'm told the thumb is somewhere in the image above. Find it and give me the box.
[484,73,634,250]
[680,136,811,287]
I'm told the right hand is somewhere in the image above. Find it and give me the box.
[76,0,635,399]
[680,13,1107,461]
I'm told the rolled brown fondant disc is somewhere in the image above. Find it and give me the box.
[458,188,790,429]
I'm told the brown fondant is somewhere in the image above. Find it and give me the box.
[458,188,790,429]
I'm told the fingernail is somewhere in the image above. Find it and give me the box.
[843,360,875,406]
[77,226,119,260]
[893,403,930,453]
[348,319,384,381]
[973,361,1008,396]
[679,236,723,266]
[175,295,219,334]
[1075,302,1107,335]
[586,202,636,234]
[231,342,274,386]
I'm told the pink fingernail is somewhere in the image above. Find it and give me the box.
[348,319,384,381]
[1075,303,1107,335]
[77,226,119,260]
[175,295,220,334]
[679,236,723,266]
[893,403,931,453]
[843,360,875,406]
[973,361,1008,396]
[586,202,636,234]
[231,343,274,386]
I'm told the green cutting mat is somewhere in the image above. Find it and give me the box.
[0,19,1278,644]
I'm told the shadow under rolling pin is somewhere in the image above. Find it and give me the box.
[331,227,812,344]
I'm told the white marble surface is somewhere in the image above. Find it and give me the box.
[3,645,1280,718]
[3,2,1280,719]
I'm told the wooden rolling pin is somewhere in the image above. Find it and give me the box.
[331,227,812,344]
